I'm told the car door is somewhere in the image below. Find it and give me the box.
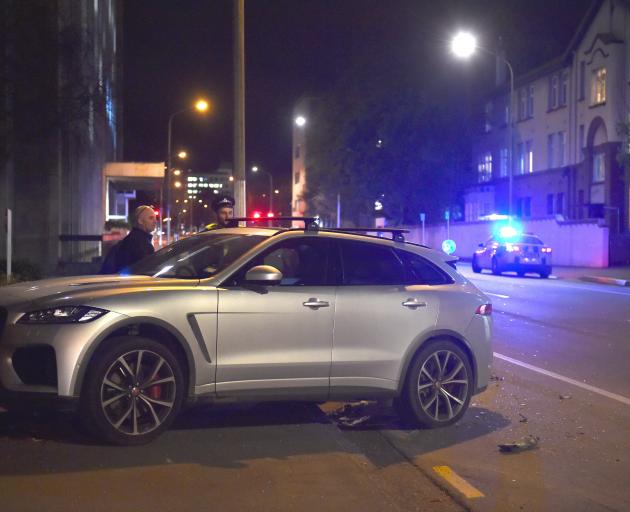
[215,236,335,399]
[331,240,444,394]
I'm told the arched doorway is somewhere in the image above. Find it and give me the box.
[586,117,608,218]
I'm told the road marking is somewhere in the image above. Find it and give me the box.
[486,292,509,299]
[433,466,485,499]
[494,352,630,406]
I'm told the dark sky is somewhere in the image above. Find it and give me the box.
[123,0,594,203]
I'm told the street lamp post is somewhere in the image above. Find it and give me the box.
[451,32,515,219]
[252,165,273,213]
[166,99,209,243]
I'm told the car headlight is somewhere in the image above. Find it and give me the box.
[18,306,109,324]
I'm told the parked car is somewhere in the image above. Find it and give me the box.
[472,233,552,278]
[0,225,492,445]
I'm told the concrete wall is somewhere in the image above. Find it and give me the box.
[405,219,609,267]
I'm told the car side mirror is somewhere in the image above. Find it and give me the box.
[245,265,283,285]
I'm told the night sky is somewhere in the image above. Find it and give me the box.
[123,0,594,209]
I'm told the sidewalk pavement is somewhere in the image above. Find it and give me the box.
[550,265,630,287]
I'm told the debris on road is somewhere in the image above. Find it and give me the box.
[559,394,572,400]
[498,435,540,453]
[328,401,397,428]
[489,374,505,381]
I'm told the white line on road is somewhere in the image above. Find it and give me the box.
[486,292,510,299]
[494,352,630,406]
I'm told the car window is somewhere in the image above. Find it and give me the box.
[231,237,332,286]
[338,240,404,285]
[395,249,454,285]
[126,233,266,279]
[519,235,543,245]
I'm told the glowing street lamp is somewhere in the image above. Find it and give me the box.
[451,30,515,219]
[195,99,209,112]
[294,115,306,127]
[177,151,188,159]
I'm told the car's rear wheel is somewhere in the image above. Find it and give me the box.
[491,257,501,275]
[471,255,481,273]
[81,336,185,445]
[540,269,550,279]
[397,340,473,428]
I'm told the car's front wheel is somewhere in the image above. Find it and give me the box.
[398,340,473,428]
[80,336,185,445]
[471,255,481,273]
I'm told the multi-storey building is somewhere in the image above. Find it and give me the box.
[468,0,630,237]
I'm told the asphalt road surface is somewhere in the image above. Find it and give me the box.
[1,267,629,511]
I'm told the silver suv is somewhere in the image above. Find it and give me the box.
[0,225,492,445]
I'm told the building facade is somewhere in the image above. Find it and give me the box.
[0,0,122,274]
[468,0,630,237]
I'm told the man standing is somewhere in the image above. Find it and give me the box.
[204,194,235,230]
[100,205,157,273]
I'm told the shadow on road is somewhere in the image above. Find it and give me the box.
[0,400,510,476]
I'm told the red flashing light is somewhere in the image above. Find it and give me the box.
[267,212,275,218]
[252,211,262,219]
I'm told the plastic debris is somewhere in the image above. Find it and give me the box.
[498,435,540,453]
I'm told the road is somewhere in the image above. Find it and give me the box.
[1,268,629,511]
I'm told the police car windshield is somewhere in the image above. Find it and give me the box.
[125,233,266,279]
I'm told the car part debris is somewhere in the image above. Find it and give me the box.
[498,435,539,453]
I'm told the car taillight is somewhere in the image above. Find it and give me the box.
[505,244,521,252]
[541,247,552,253]
[476,304,492,316]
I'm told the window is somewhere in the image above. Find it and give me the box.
[547,133,556,168]
[241,237,333,286]
[547,193,554,215]
[499,148,509,177]
[477,152,492,182]
[524,197,532,218]
[395,250,453,285]
[592,68,607,105]
[579,61,586,100]
[517,142,525,174]
[558,131,566,166]
[578,189,585,206]
[525,140,533,173]
[484,101,493,132]
[519,88,527,120]
[593,153,606,182]
[579,124,585,150]
[556,193,564,214]
[549,75,559,109]
[527,85,534,117]
[559,70,568,106]
[339,240,404,285]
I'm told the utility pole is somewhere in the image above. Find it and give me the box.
[233,0,246,217]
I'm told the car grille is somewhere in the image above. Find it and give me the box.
[0,307,6,340]
[12,346,58,387]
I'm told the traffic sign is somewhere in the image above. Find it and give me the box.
[442,239,456,254]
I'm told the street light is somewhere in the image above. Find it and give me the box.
[252,165,273,214]
[166,98,210,243]
[451,31,515,219]
[177,151,188,159]
[294,115,306,127]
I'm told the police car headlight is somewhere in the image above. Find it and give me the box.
[18,306,108,324]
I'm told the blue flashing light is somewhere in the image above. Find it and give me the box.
[442,239,457,255]
[493,219,523,242]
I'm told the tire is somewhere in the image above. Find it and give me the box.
[397,339,473,429]
[471,255,481,273]
[517,270,525,277]
[491,257,501,275]
[540,270,550,279]
[80,336,185,445]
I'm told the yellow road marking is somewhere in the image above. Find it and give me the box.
[432,466,485,499]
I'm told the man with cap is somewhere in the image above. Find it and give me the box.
[204,194,236,230]
[100,205,157,273]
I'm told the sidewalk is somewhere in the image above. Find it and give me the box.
[550,265,630,287]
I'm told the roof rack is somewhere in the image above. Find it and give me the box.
[230,216,321,230]
[322,228,409,242]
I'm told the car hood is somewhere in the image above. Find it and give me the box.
[0,274,199,309]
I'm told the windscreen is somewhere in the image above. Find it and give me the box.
[125,233,266,279]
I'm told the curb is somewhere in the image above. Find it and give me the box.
[579,276,630,287]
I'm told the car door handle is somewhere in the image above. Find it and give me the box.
[402,299,427,309]
[303,298,330,309]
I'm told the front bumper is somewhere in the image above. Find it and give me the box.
[0,309,127,398]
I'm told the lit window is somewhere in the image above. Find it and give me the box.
[477,152,492,182]
[526,140,533,173]
[592,68,606,105]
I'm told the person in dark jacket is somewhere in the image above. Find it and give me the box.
[100,205,157,273]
